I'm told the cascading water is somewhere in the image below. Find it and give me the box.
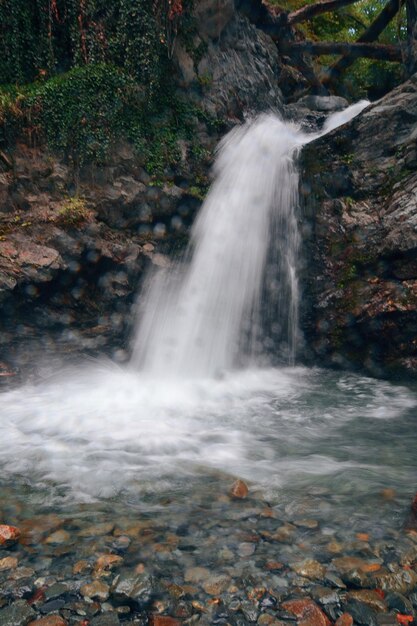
[131,103,370,377]
[132,115,305,377]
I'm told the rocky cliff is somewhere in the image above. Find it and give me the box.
[301,75,417,377]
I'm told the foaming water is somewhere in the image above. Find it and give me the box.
[0,363,416,504]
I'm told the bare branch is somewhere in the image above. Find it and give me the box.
[287,0,362,25]
[280,40,403,61]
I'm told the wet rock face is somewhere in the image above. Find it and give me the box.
[199,13,283,118]
[0,142,207,372]
[174,11,283,119]
[301,74,417,377]
[193,0,235,41]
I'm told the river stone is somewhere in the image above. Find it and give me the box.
[89,614,120,626]
[0,558,18,571]
[257,616,286,626]
[80,580,110,601]
[238,543,255,557]
[230,480,249,499]
[27,617,67,626]
[282,599,331,626]
[110,572,154,607]
[311,586,340,606]
[384,592,414,614]
[343,599,378,626]
[44,530,70,545]
[78,523,114,538]
[184,567,210,583]
[202,575,230,595]
[149,617,181,626]
[94,554,123,573]
[0,601,36,626]
[346,590,387,612]
[0,526,21,548]
[373,570,417,594]
[43,583,68,601]
[292,559,326,580]
[335,614,353,626]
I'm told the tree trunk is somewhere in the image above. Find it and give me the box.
[287,0,361,25]
[407,0,417,74]
[322,0,401,85]
[280,40,403,62]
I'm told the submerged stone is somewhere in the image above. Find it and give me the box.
[230,480,249,500]
[0,526,21,549]
[0,601,36,626]
[110,572,154,607]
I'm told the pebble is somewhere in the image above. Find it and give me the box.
[72,561,91,575]
[184,567,210,583]
[0,525,21,548]
[78,523,114,538]
[282,599,331,626]
[292,559,326,580]
[202,575,230,596]
[149,617,181,626]
[374,570,417,594]
[89,614,120,626]
[44,531,70,545]
[257,616,286,626]
[0,600,36,626]
[80,580,110,601]
[43,583,68,601]
[0,557,18,571]
[294,519,319,529]
[335,614,353,626]
[230,480,249,499]
[94,554,123,574]
[346,590,387,612]
[110,571,154,607]
[27,617,67,626]
[237,542,255,557]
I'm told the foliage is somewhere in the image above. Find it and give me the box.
[57,196,90,225]
[0,0,167,89]
[0,0,216,173]
[26,64,145,165]
[270,0,406,96]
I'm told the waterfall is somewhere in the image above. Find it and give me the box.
[131,115,305,377]
[131,102,370,379]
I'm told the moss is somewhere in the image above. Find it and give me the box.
[56,197,90,226]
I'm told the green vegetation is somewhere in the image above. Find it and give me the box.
[57,196,90,226]
[0,0,215,174]
[271,0,406,97]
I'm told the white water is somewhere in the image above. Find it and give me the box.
[131,101,370,377]
[0,100,389,503]
[132,115,304,376]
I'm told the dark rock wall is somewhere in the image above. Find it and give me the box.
[301,75,417,377]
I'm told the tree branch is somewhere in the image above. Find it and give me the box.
[322,0,401,84]
[287,0,362,25]
[280,40,403,61]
